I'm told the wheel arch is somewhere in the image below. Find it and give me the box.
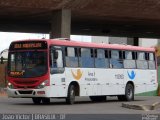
[126,81,135,92]
[68,81,80,96]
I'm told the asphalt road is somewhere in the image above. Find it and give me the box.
[0,96,159,120]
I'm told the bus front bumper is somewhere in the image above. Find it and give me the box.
[7,87,51,98]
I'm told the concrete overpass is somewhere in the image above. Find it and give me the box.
[0,0,160,45]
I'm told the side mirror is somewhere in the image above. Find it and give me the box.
[1,57,4,64]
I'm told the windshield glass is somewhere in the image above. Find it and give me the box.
[8,51,48,78]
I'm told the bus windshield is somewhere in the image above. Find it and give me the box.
[8,51,47,78]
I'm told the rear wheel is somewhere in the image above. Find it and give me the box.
[66,85,75,105]
[32,98,42,104]
[125,83,134,101]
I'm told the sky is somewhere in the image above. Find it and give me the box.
[0,32,91,52]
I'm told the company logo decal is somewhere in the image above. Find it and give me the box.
[71,69,83,80]
[127,70,136,80]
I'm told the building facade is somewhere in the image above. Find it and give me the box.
[91,36,159,47]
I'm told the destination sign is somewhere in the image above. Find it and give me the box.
[10,41,48,50]
[10,71,24,76]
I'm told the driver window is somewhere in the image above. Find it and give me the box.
[51,49,63,68]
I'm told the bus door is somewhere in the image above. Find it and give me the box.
[50,46,66,97]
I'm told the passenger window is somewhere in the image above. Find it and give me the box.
[97,49,105,58]
[110,50,123,68]
[138,52,145,60]
[149,53,154,61]
[137,52,148,69]
[111,50,119,59]
[148,53,155,69]
[95,49,109,68]
[124,51,136,69]
[81,48,91,57]
[50,46,64,74]
[51,49,63,68]
[67,47,75,57]
[125,51,132,60]
[79,48,94,68]
[65,47,78,67]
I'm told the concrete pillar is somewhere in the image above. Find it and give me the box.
[50,9,71,39]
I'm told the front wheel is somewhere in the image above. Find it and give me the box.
[125,83,134,101]
[66,85,75,105]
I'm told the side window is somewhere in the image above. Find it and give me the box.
[125,51,132,60]
[97,49,105,58]
[148,53,156,69]
[137,52,148,69]
[65,47,78,67]
[10,53,15,71]
[149,53,154,61]
[81,48,91,57]
[110,50,123,68]
[111,50,119,59]
[50,46,64,74]
[124,51,136,69]
[95,49,109,68]
[51,49,63,68]
[67,47,75,57]
[138,52,145,60]
[50,47,64,68]
[79,48,94,68]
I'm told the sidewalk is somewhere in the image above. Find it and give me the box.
[122,96,160,111]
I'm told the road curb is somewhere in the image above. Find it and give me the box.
[122,102,160,111]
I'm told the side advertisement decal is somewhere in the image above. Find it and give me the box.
[127,70,136,80]
[71,69,83,80]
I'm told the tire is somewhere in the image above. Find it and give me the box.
[66,85,75,105]
[32,98,42,104]
[90,96,106,102]
[125,83,134,101]
[42,98,50,104]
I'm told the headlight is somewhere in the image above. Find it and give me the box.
[8,82,14,89]
[36,80,49,89]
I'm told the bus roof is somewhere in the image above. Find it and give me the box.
[11,39,155,52]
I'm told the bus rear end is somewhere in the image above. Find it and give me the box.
[7,40,51,104]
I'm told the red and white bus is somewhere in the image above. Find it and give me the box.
[7,39,158,104]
